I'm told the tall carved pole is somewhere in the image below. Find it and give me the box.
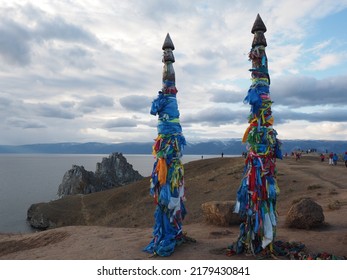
[232,14,282,255]
[143,33,186,257]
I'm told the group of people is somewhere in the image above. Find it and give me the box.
[320,152,347,167]
[287,151,302,161]
[328,152,338,166]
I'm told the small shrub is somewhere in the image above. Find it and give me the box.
[329,189,338,195]
[328,200,341,210]
[307,184,323,190]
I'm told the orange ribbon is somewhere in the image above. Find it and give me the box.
[156,158,167,186]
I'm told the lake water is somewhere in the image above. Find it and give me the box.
[0,154,222,233]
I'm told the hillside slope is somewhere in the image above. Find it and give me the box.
[1,155,347,260]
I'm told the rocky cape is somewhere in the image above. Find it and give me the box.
[27,152,143,229]
[57,152,143,197]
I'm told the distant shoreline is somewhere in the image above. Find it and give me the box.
[1,140,347,155]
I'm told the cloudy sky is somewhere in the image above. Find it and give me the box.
[1,0,347,145]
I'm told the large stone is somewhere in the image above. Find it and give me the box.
[57,152,143,197]
[286,198,325,229]
[201,201,241,226]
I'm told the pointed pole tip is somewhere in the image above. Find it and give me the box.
[162,33,175,50]
[251,13,267,34]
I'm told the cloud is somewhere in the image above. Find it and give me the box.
[0,1,347,144]
[0,19,31,65]
[271,75,347,107]
[0,4,98,67]
[34,15,97,44]
[103,118,138,129]
[60,101,76,108]
[49,46,96,70]
[212,74,347,109]
[275,108,347,124]
[6,117,46,129]
[119,95,152,112]
[306,39,333,54]
[308,53,343,70]
[211,73,347,109]
[264,0,347,40]
[182,107,247,126]
[79,95,114,113]
[36,103,81,119]
[209,89,244,104]
[0,96,13,108]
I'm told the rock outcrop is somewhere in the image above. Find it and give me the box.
[201,201,241,226]
[94,152,142,189]
[57,153,143,197]
[57,165,97,196]
[286,198,325,229]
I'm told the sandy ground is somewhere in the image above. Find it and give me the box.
[0,154,346,260]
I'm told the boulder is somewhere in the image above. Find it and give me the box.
[57,152,143,197]
[201,201,241,226]
[286,198,325,229]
